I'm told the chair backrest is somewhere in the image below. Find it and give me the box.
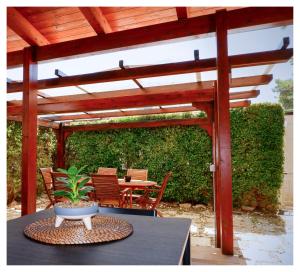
[51,172,68,202]
[91,174,120,203]
[127,169,148,181]
[99,207,157,217]
[152,172,172,209]
[39,167,54,203]
[97,167,117,175]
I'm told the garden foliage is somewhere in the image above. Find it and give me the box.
[7,104,284,209]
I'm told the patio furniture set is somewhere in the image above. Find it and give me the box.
[40,167,171,215]
[8,167,190,265]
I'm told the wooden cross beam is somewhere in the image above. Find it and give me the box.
[40,100,252,122]
[7,115,59,129]
[176,7,188,20]
[79,7,112,34]
[7,7,292,67]
[7,7,49,46]
[63,118,211,133]
[7,88,215,116]
[7,75,265,109]
[7,86,259,116]
[7,48,289,93]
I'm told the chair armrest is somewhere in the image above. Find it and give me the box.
[120,188,131,195]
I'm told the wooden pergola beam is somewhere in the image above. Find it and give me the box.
[7,47,290,93]
[215,10,233,255]
[8,76,265,106]
[79,7,112,34]
[7,115,59,129]
[7,86,259,115]
[7,8,49,46]
[7,88,215,116]
[63,118,211,133]
[7,7,292,68]
[176,7,188,19]
[21,47,38,216]
[41,100,251,122]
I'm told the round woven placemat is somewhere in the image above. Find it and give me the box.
[24,215,133,245]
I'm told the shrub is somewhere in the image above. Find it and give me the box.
[7,104,284,210]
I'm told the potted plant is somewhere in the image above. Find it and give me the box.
[53,165,98,230]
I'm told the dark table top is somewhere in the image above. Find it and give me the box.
[7,209,191,265]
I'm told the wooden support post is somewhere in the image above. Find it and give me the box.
[216,10,234,255]
[55,123,65,169]
[21,47,38,216]
[212,83,221,248]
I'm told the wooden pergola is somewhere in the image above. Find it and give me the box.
[7,6,293,255]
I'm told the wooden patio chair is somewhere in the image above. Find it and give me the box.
[97,167,117,175]
[127,168,148,181]
[39,167,55,209]
[126,168,148,200]
[136,172,172,217]
[91,174,130,208]
[51,171,69,203]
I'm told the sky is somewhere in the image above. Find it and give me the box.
[7,24,293,114]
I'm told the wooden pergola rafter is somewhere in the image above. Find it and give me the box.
[6,6,293,256]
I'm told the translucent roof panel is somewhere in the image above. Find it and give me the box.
[6,25,293,109]
[79,80,137,93]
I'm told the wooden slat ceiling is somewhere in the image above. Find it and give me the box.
[7,6,241,52]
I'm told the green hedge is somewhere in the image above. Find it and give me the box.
[7,104,284,209]
[7,121,56,201]
[65,104,284,209]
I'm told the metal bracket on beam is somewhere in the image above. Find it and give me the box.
[194,50,202,82]
[55,69,92,115]
[194,50,200,61]
[281,37,290,50]
[119,60,145,90]
[55,69,93,96]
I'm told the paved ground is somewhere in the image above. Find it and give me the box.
[7,196,293,265]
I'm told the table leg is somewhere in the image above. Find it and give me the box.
[183,232,191,265]
[55,216,64,228]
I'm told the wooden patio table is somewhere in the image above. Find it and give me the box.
[118,179,157,208]
[7,209,191,265]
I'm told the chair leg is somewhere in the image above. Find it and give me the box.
[45,202,52,209]
[156,209,163,217]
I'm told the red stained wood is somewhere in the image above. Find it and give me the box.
[8,46,288,92]
[79,7,112,34]
[8,76,261,106]
[7,87,259,116]
[42,100,250,122]
[7,115,59,129]
[55,124,65,169]
[216,10,233,255]
[229,100,251,108]
[7,88,214,116]
[21,47,38,216]
[212,83,221,248]
[7,7,292,67]
[176,7,188,19]
[63,118,211,134]
[7,7,50,46]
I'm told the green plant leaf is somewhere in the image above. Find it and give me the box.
[57,168,69,175]
[77,177,91,189]
[68,165,78,176]
[77,165,88,175]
